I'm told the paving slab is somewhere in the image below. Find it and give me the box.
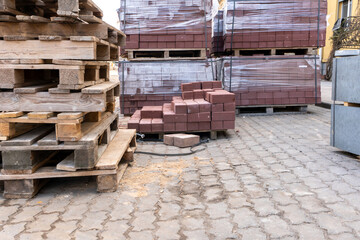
[1,106,360,239]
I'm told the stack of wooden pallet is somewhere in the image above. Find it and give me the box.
[0,0,136,199]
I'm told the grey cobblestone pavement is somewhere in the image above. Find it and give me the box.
[2,106,360,239]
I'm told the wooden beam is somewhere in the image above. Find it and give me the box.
[0,91,108,112]
[96,129,136,170]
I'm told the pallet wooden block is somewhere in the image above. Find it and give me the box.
[0,37,119,61]
[0,0,103,21]
[0,129,137,198]
[0,81,119,112]
[56,0,103,18]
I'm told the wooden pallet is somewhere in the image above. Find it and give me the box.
[0,81,119,112]
[0,111,116,141]
[0,60,109,90]
[236,105,308,116]
[141,130,226,141]
[125,48,208,61]
[0,21,125,46]
[0,129,137,198]
[0,36,119,61]
[0,0,103,23]
[0,112,120,173]
[227,48,317,57]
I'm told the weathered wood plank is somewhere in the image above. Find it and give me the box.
[0,112,24,118]
[81,82,119,94]
[16,15,50,23]
[57,112,85,120]
[71,113,117,145]
[56,153,76,171]
[96,129,136,170]
[0,122,39,140]
[1,125,54,146]
[14,83,58,94]
[0,91,108,112]
[0,22,125,45]
[0,40,99,60]
[27,112,55,120]
[37,131,59,146]
[0,166,117,180]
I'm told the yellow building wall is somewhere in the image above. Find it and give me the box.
[322,0,359,63]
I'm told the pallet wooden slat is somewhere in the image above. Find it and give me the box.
[0,22,125,45]
[1,125,54,146]
[96,129,136,170]
[0,84,117,112]
[0,39,117,61]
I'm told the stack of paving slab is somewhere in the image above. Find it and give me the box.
[127,81,236,133]
[120,60,215,115]
[119,0,212,56]
[209,0,326,109]
[118,0,217,116]
[0,0,136,199]
[222,0,327,51]
[220,56,322,106]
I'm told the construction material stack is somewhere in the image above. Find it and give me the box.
[223,0,327,52]
[212,0,327,112]
[219,56,322,108]
[127,81,235,139]
[118,0,219,117]
[119,0,212,60]
[119,60,216,115]
[0,0,136,199]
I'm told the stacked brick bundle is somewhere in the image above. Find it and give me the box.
[128,81,236,133]
[119,61,214,115]
[119,0,212,50]
[223,0,327,51]
[221,56,321,106]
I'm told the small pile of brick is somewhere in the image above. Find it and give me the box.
[127,81,236,133]
[223,0,327,51]
[119,0,212,50]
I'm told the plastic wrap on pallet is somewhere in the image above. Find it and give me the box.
[119,60,216,115]
[223,0,327,49]
[119,0,212,35]
[212,10,225,53]
[118,0,213,49]
[220,56,322,106]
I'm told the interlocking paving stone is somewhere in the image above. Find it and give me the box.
[3,106,360,239]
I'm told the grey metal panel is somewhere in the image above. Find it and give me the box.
[331,105,360,155]
[332,58,337,101]
[330,104,335,146]
[335,50,360,57]
[333,55,360,103]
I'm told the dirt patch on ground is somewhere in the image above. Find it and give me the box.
[121,156,212,197]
